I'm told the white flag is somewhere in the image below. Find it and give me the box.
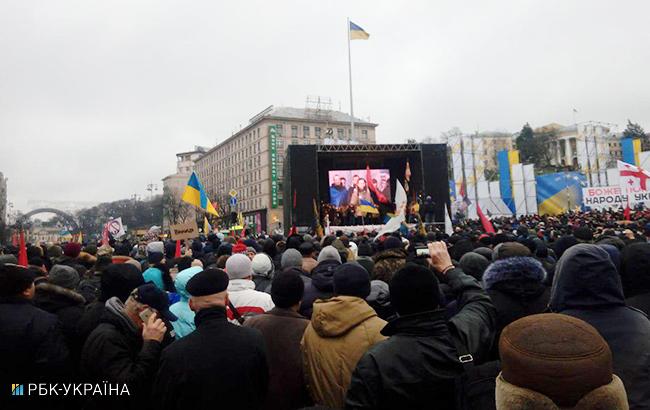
[444,204,453,236]
[617,160,650,203]
[373,180,407,240]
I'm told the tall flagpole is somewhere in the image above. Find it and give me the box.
[347,17,355,141]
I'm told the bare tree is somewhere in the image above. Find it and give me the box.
[162,186,192,225]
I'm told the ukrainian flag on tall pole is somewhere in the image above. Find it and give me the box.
[347,19,369,141]
[182,172,219,216]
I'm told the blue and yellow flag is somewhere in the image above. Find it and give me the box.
[350,21,370,40]
[357,198,379,214]
[182,172,219,216]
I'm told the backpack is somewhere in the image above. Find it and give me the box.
[451,335,500,410]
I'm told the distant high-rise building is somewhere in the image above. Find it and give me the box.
[195,105,378,232]
[0,172,7,228]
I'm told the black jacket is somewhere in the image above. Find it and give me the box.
[0,296,71,383]
[346,268,496,410]
[80,299,162,410]
[621,242,650,316]
[152,306,269,410]
[549,244,650,410]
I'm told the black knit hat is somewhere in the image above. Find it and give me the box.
[0,264,35,297]
[390,263,440,315]
[101,263,145,303]
[271,270,305,308]
[574,226,594,242]
[186,268,229,296]
[333,263,371,298]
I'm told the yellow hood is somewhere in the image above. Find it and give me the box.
[311,296,377,337]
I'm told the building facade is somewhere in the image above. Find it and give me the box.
[195,105,378,232]
[0,172,6,229]
[162,147,208,230]
[477,132,514,172]
[537,122,619,186]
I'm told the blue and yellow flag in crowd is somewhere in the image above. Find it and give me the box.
[536,172,587,215]
[182,172,219,216]
[358,198,379,214]
[349,21,370,40]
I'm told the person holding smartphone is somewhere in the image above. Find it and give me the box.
[80,283,176,409]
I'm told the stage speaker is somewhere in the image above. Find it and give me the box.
[420,144,450,223]
[285,145,319,228]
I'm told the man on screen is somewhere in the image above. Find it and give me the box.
[377,173,391,201]
[330,174,348,207]
[347,174,360,204]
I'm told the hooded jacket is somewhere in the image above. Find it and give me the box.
[34,282,86,364]
[170,266,202,338]
[227,279,274,323]
[373,248,407,283]
[549,244,650,410]
[300,258,340,318]
[483,256,550,336]
[301,296,386,409]
[346,268,497,410]
[621,243,650,316]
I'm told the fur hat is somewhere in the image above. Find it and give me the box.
[498,313,625,409]
[482,256,546,290]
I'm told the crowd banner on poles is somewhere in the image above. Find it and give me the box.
[536,172,587,215]
[582,186,629,210]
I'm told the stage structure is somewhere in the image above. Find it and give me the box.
[284,144,450,233]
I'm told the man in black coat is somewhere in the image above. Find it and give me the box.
[0,263,71,385]
[346,242,497,410]
[80,283,171,410]
[152,268,269,410]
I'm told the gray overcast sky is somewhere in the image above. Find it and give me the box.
[2,0,650,211]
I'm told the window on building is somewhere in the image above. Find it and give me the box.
[337,128,344,138]
[303,126,310,137]
[362,129,368,139]
[315,127,321,138]
[276,124,283,136]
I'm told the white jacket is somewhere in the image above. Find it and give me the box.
[227,279,274,324]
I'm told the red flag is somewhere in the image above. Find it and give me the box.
[174,240,182,258]
[18,230,28,267]
[289,224,297,236]
[476,203,495,234]
[624,203,631,221]
[366,165,388,204]
[101,223,110,246]
[293,189,297,209]
[11,231,18,247]
[240,226,247,239]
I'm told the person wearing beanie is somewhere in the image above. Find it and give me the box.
[244,272,311,410]
[76,263,145,347]
[299,242,318,274]
[496,314,628,409]
[300,245,342,318]
[169,266,202,339]
[573,226,594,243]
[81,283,172,409]
[225,253,274,323]
[152,268,269,410]
[34,264,86,364]
[372,236,407,284]
[549,244,650,409]
[251,253,275,293]
[458,252,490,281]
[492,241,532,261]
[282,248,304,271]
[346,242,496,410]
[482,256,549,339]
[54,242,87,279]
[302,263,386,409]
[0,263,71,383]
[232,241,248,254]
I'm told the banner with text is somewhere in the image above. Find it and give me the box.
[170,220,199,241]
[269,125,279,208]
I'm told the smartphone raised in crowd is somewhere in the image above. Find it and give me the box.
[139,308,155,323]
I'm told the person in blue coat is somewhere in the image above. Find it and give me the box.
[170,266,202,338]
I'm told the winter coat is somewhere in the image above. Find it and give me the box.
[549,244,650,410]
[482,256,550,336]
[152,306,269,410]
[621,242,650,316]
[34,282,86,365]
[244,308,311,410]
[346,268,497,410]
[253,274,273,293]
[0,296,71,382]
[80,297,162,410]
[301,296,386,409]
[169,266,201,338]
[227,279,274,323]
[302,256,318,274]
[142,266,164,290]
[300,259,340,318]
[373,248,407,283]
[366,279,396,321]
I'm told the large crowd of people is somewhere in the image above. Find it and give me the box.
[2,208,650,409]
